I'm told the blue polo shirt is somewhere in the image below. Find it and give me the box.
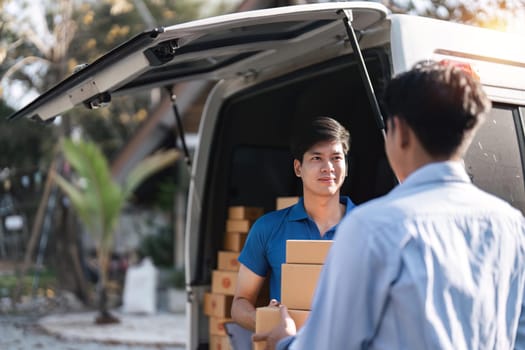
[238,196,355,301]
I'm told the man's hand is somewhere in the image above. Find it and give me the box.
[252,305,297,350]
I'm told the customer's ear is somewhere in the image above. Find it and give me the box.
[293,159,301,177]
[390,116,410,149]
[396,117,411,149]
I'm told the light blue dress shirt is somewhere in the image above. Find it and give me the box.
[279,161,525,349]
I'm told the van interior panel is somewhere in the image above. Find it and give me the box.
[194,50,396,285]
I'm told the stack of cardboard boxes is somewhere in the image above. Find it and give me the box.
[204,206,264,350]
[204,197,302,350]
[254,239,333,350]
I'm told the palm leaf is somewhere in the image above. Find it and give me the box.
[53,170,99,235]
[61,139,125,240]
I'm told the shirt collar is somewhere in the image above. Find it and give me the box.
[392,161,471,195]
[289,196,353,222]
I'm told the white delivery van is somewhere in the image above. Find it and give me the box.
[7,2,525,349]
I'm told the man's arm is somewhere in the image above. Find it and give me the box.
[231,263,266,331]
[256,213,396,349]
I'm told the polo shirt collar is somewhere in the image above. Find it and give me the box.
[288,196,353,222]
[289,197,309,221]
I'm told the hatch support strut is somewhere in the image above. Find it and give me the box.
[166,87,192,168]
[338,9,386,139]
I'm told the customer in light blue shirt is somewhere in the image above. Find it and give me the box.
[231,117,356,332]
[254,61,525,349]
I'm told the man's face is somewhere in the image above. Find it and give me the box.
[294,140,346,198]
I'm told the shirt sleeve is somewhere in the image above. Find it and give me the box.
[515,289,525,349]
[286,212,398,349]
[277,336,295,350]
[514,218,525,350]
[238,216,270,277]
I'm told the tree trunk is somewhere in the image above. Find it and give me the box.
[95,282,119,324]
[53,196,89,303]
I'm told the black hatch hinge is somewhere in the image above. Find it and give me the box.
[338,9,386,138]
[144,39,179,66]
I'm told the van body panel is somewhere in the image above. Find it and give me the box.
[390,14,525,74]
[390,14,525,104]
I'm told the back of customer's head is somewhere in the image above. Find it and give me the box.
[290,116,350,162]
[383,60,491,157]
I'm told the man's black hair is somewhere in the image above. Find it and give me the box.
[382,60,491,157]
[290,116,350,162]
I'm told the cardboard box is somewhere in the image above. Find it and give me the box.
[253,306,310,350]
[209,334,231,350]
[226,219,252,233]
[255,306,310,331]
[286,240,333,264]
[218,251,240,271]
[209,316,233,336]
[212,270,238,295]
[223,231,248,252]
[228,206,264,220]
[280,264,323,310]
[253,338,268,350]
[204,292,234,318]
[276,196,299,210]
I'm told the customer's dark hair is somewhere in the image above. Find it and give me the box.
[382,60,491,157]
[290,116,350,162]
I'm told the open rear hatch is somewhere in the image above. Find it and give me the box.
[7,2,388,123]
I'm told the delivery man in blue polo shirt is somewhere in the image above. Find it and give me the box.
[231,116,356,332]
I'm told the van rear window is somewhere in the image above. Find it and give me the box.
[464,104,525,214]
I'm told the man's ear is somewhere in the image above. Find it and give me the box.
[293,159,301,177]
[393,116,411,149]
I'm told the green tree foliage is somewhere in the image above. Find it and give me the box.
[0,0,77,182]
[138,225,174,267]
[0,119,55,173]
[0,99,54,172]
[0,100,53,268]
[0,0,76,102]
[385,0,525,30]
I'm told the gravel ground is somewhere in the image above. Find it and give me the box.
[0,314,185,350]
[0,296,184,350]
[0,291,185,350]
[0,264,186,350]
